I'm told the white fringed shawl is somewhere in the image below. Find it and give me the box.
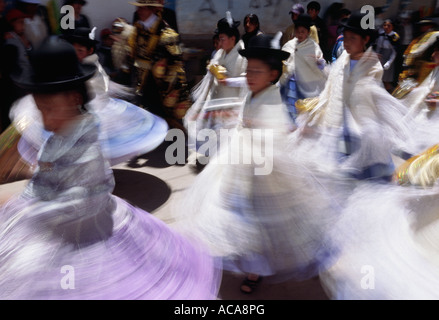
[295,47,414,173]
[281,37,328,98]
[184,40,248,136]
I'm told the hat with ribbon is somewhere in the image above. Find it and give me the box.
[416,17,438,27]
[13,36,96,93]
[239,32,290,61]
[341,10,376,38]
[216,11,240,34]
[128,0,163,7]
[294,13,312,30]
[62,27,99,48]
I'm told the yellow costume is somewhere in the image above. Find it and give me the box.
[393,144,439,186]
[0,125,32,184]
[393,31,439,98]
[112,13,190,130]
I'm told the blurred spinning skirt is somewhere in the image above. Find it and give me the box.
[0,195,221,300]
[11,95,169,166]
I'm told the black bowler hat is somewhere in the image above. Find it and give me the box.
[13,36,96,92]
[341,10,376,37]
[416,17,438,27]
[216,11,240,34]
[294,13,312,30]
[239,33,290,61]
[62,27,99,48]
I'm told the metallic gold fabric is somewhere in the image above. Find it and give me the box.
[393,144,439,185]
[0,125,32,184]
[295,97,320,114]
[208,64,227,80]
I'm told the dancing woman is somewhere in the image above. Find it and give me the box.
[0,37,221,300]
[291,11,413,205]
[184,11,249,166]
[173,34,338,294]
[280,13,328,121]
[319,142,439,299]
[9,28,169,168]
[399,36,439,156]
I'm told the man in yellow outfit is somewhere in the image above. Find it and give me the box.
[113,0,190,131]
[394,18,439,98]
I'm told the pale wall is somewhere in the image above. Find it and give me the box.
[38,0,438,39]
[175,0,337,35]
[39,0,339,38]
[342,0,436,19]
[39,0,137,40]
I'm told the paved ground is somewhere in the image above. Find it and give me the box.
[0,138,330,300]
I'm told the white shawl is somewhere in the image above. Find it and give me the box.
[184,40,248,131]
[400,67,439,154]
[296,47,414,172]
[240,84,292,132]
[306,48,383,129]
[191,40,248,103]
[403,67,439,118]
[281,37,328,98]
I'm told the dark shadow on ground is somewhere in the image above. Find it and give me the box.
[218,271,329,300]
[112,169,172,213]
[126,139,188,169]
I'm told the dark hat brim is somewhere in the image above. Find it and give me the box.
[239,47,290,61]
[340,21,375,37]
[294,21,311,30]
[13,63,97,93]
[416,19,438,26]
[61,34,99,46]
[217,23,241,34]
